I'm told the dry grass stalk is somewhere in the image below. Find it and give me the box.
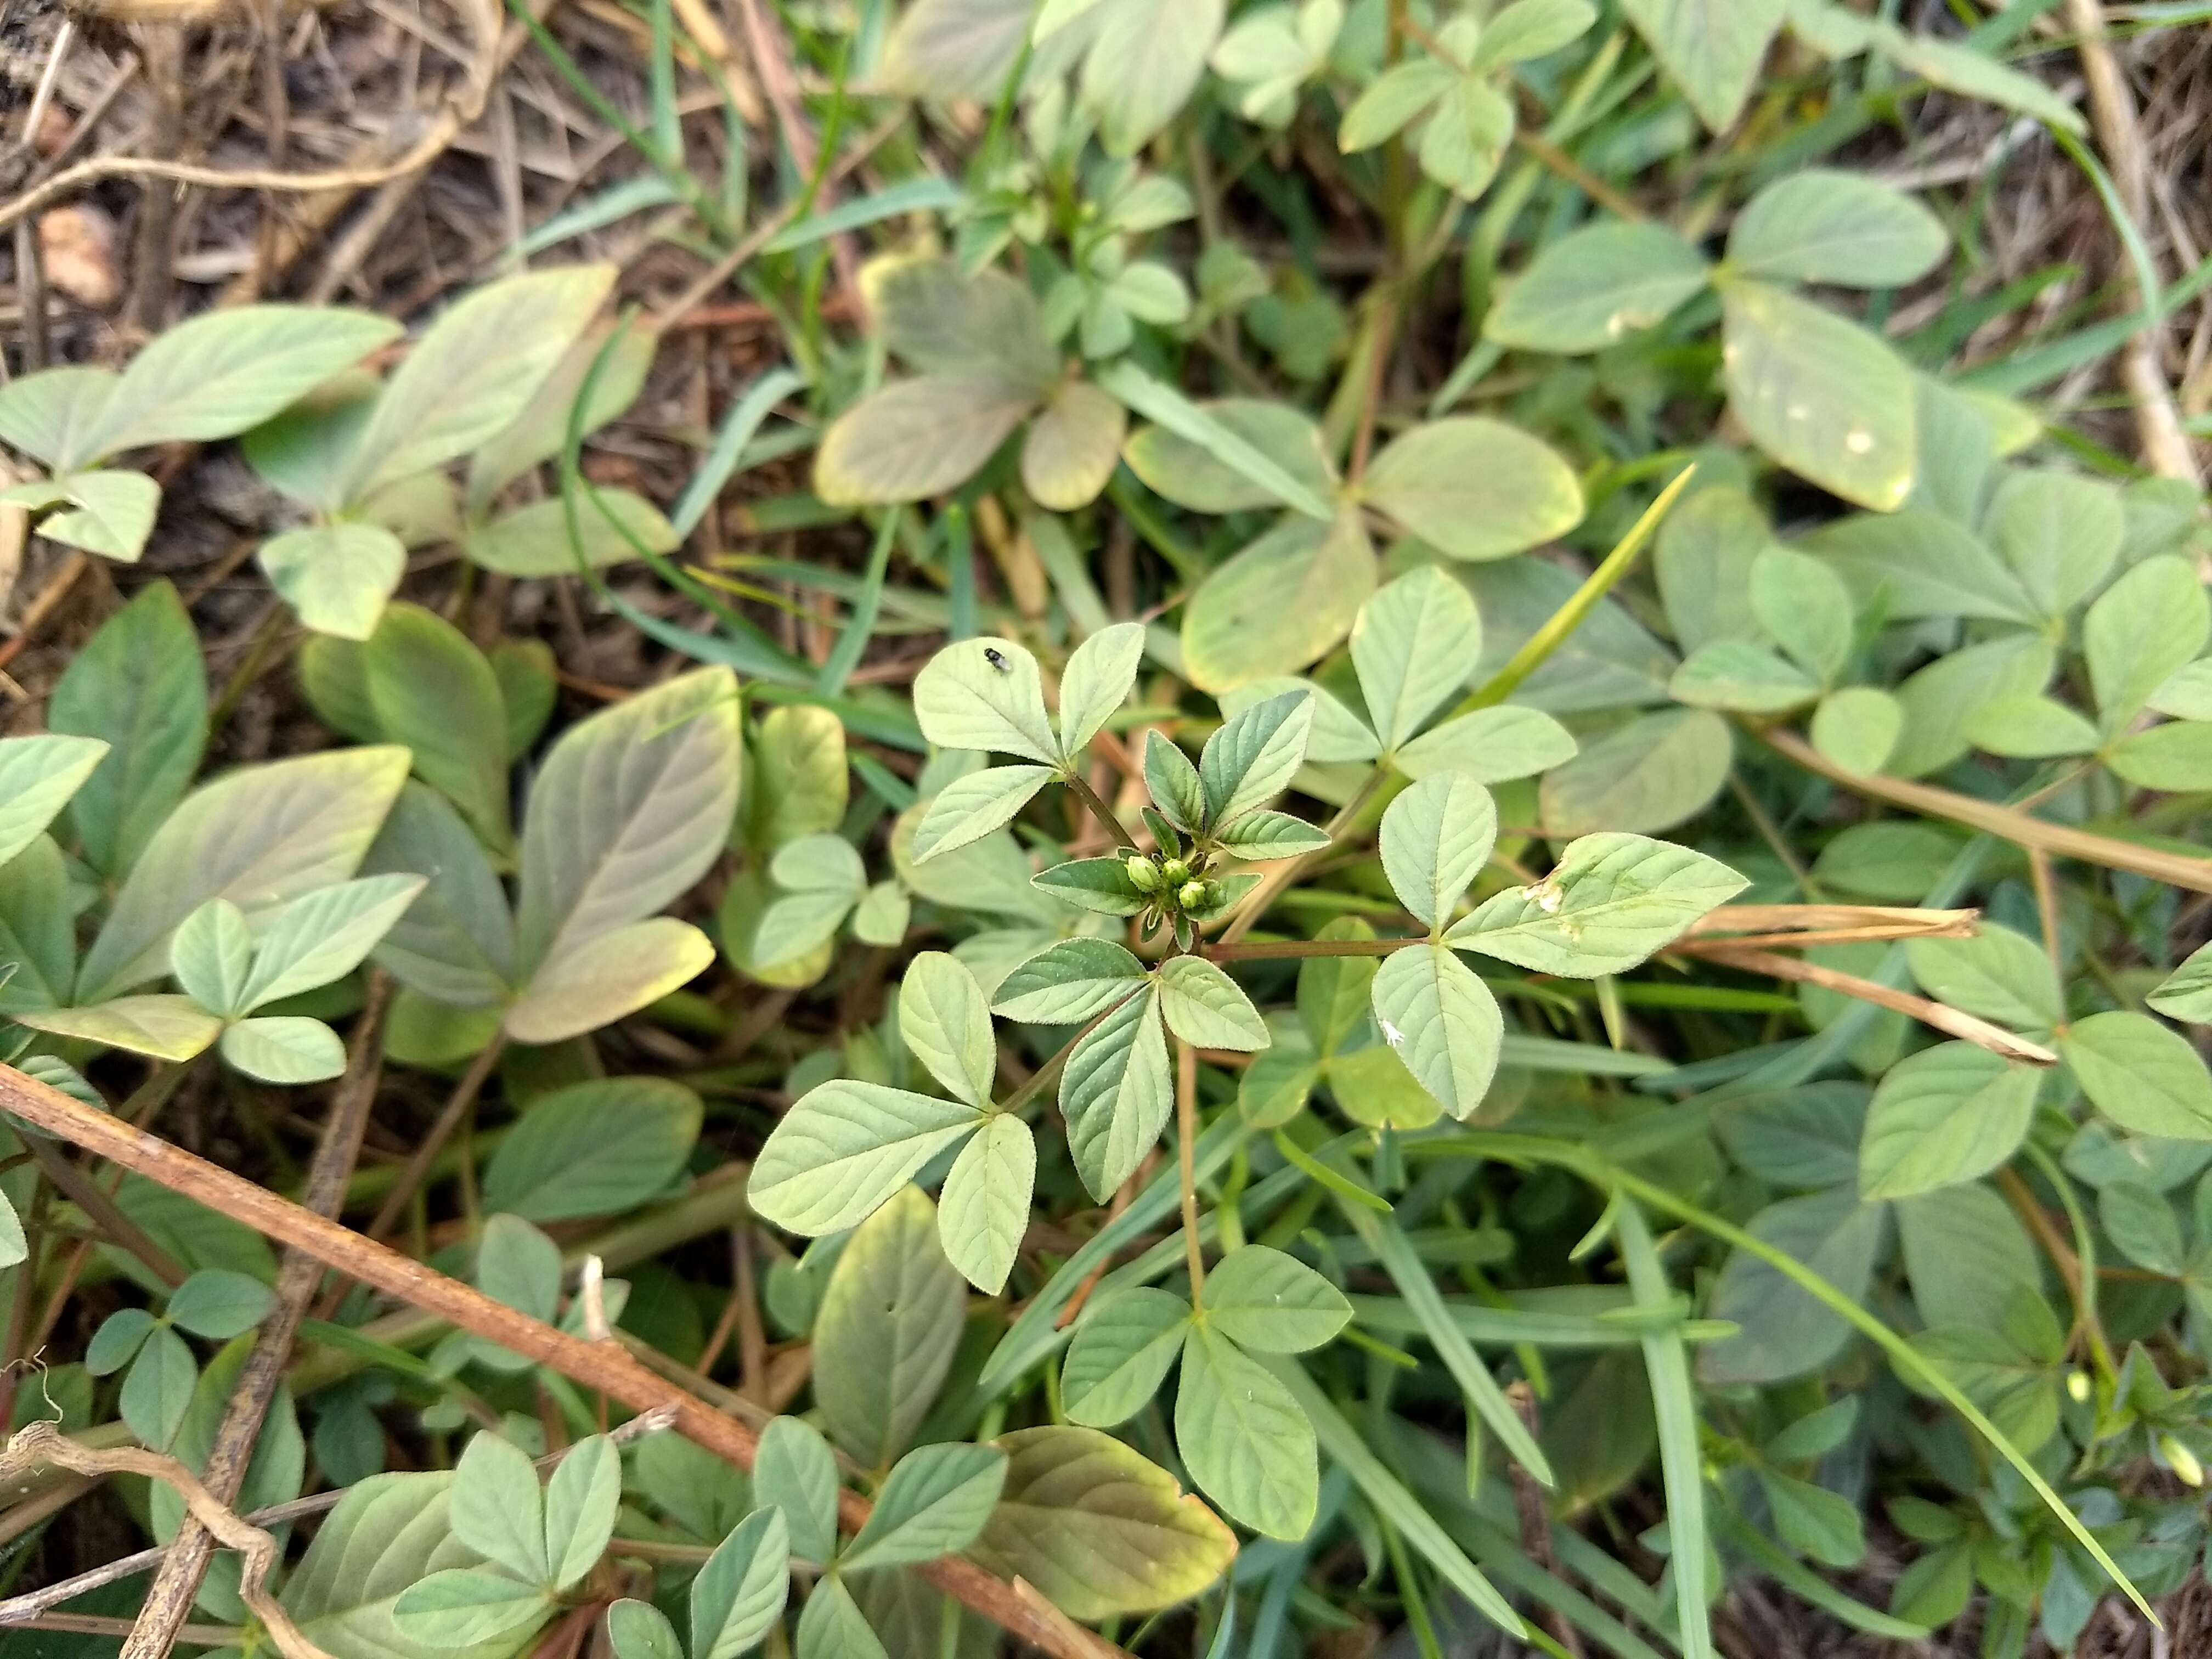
[1760,727,2212,896]
[1681,942,2059,1065]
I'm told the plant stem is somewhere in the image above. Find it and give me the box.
[1176,1041,1204,1295]
[22,1136,185,1288]
[1510,131,1644,223]
[1759,724,2212,894]
[359,1034,509,1245]
[1348,290,1400,482]
[1209,904,1966,961]
[1216,770,1389,944]
[0,1059,1128,1659]
[1209,937,1415,961]
[2013,1147,2120,1386]
[999,1023,1090,1117]
[1065,770,1141,853]
[1729,771,1818,895]
[2027,847,2071,1034]
[1454,462,1699,714]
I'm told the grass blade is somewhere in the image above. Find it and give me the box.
[815,509,899,696]
[1356,1210,1556,1490]
[1270,1359,1527,1640]
[761,176,966,253]
[671,366,807,537]
[1092,361,1339,522]
[1718,1515,1931,1641]
[1272,1129,1391,1213]
[1615,1203,1712,1659]
[1458,462,1699,712]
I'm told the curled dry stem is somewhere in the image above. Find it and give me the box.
[0,1421,336,1659]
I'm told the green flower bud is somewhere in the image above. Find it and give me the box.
[2160,1434,2203,1487]
[1125,855,1160,892]
[2066,1369,2092,1404]
[1178,880,1206,909]
[1160,859,1190,887]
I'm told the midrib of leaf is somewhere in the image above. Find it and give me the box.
[520,704,730,975]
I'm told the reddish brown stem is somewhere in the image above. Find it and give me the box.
[1760,725,2212,895]
[360,1033,507,1244]
[0,1061,1126,1659]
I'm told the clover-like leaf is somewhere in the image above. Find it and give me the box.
[1175,1325,1317,1539]
[1379,772,1497,933]
[1370,943,1502,1120]
[900,951,997,1107]
[914,637,1061,764]
[1199,690,1314,831]
[1449,833,1747,977]
[1064,1288,1194,1426]
[1154,957,1269,1051]
[751,1080,983,1234]
[1060,988,1173,1200]
[1199,1244,1350,1352]
[939,1113,1034,1295]
[1032,856,1153,916]
[912,765,1057,864]
[993,938,1151,1024]
[1056,621,1148,763]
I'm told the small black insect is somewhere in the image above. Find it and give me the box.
[983,648,1011,673]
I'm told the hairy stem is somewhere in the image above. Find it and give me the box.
[1000,1020,1093,1118]
[1209,937,1414,961]
[1065,770,1141,853]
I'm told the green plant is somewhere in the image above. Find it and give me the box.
[4,1,2212,1656]
[0,267,665,640]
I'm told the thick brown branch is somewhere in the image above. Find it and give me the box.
[122,977,393,1659]
[0,1060,1126,1659]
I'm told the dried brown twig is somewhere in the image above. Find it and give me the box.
[2063,0,2204,486]
[1759,726,2212,896]
[0,1422,337,1659]
[1683,904,1979,941]
[1682,943,2059,1065]
[0,1060,1128,1659]
[0,1405,679,1632]
[0,0,503,244]
[121,977,393,1659]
